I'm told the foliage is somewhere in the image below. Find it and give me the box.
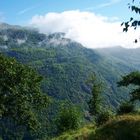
[0,23,139,112]
[121,0,140,42]
[0,54,49,139]
[118,71,140,102]
[0,22,140,139]
[55,102,83,134]
[117,101,135,115]
[53,115,140,140]
[90,115,140,140]
[87,74,102,116]
[52,124,95,140]
[96,111,114,126]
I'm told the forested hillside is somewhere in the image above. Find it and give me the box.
[96,47,140,70]
[0,23,139,110]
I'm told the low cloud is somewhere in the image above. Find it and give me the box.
[30,10,140,48]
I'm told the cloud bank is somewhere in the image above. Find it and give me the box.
[30,10,140,48]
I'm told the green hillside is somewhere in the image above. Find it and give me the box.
[1,23,140,139]
[0,23,139,110]
[53,114,140,140]
[92,114,140,140]
[52,124,96,140]
[96,47,140,70]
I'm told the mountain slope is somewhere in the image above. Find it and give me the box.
[0,23,138,110]
[96,47,140,70]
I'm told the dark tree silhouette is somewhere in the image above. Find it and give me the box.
[122,0,140,42]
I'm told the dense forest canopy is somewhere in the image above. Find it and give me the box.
[0,54,49,139]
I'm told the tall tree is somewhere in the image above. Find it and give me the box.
[0,54,49,139]
[87,74,102,116]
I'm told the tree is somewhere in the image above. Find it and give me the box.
[96,110,114,126]
[87,74,114,125]
[118,71,140,102]
[122,0,140,42]
[55,102,82,134]
[0,54,49,139]
[87,74,102,116]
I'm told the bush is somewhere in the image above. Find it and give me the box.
[117,102,135,115]
[96,110,114,126]
[91,115,140,140]
[55,103,83,134]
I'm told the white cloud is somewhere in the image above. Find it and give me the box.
[29,10,140,48]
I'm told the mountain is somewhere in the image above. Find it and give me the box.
[0,23,139,110]
[96,47,140,70]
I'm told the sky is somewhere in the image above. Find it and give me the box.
[0,0,140,48]
[0,0,131,24]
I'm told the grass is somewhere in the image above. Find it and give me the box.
[52,124,96,140]
[53,114,140,140]
[89,114,140,140]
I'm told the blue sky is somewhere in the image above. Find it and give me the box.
[0,0,131,25]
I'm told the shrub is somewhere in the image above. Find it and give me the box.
[96,110,114,126]
[91,115,140,140]
[117,102,135,115]
[55,103,83,134]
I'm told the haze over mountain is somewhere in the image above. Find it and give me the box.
[0,23,140,110]
[96,46,140,70]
